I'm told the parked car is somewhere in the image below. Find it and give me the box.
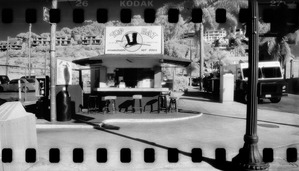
[192,77,201,86]
[0,78,35,92]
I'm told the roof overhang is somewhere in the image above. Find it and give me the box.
[72,54,191,67]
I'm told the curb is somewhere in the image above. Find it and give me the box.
[103,113,203,124]
[35,113,203,129]
[36,124,94,129]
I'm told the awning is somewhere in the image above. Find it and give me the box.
[72,54,191,67]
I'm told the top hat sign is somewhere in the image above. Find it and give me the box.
[105,26,162,55]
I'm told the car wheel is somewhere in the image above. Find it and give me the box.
[270,97,281,103]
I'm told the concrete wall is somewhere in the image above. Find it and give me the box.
[0,102,37,171]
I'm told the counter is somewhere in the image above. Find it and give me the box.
[94,87,169,113]
[95,87,169,92]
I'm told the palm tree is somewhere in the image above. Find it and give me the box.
[180,0,248,33]
[259,36,293,70]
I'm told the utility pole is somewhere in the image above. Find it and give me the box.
[189,38,192,86]
[199,23,204,91]
[28,23,32,77]
[50,0,57,122]
[232,0,269,170]
[5,36,10,75]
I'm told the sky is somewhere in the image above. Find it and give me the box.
[0,0,185,40]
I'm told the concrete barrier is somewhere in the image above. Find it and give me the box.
[0,102,38,171]
[220,73,234,103]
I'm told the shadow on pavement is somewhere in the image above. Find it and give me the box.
[74,118,239,171]
[72,114,95,122]
[181,91,220,102]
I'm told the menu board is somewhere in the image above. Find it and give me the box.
[105,26,162,55]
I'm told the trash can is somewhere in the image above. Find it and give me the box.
[36,96,50,120]
[56,87,72,121]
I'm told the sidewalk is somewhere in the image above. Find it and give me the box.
[179,91,299,127]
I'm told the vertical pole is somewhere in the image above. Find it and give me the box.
[199,23,204,91]
[18,80,21,101]
[79,70,83,89]
[28,23,32,77]
[44,51,47,75]
[50,0,57,122]
[189,39,192,86]
[232,0,269,170]
[5,36,10,75]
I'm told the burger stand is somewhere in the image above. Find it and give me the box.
[73,26,191,113]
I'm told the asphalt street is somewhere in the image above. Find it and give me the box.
[30,113,299,171]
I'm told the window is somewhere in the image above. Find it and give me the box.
[261,67,282,78]
[242,67,282,79]
[10,80,18,84]
[242,68,262,79]
[26,78,35,83]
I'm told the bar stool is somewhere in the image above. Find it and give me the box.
[169,96,179,113]
[102,96,117,114]
[158,92,169,113]
[88,95,99,113]
[132,95,143,113]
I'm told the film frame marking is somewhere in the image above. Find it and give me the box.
[0,147,298,164]
[1,8,228,24]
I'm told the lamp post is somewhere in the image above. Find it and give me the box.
[182,32,195,86]
[199,23,204,91]
[232,0,269,170]
[28,23,32,77]
[5,36,10,75]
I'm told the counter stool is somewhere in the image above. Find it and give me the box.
[102,96,117,114]
[158,92,169,113]
[132,95,143,113]
[88,95,99,113]
[169,96,179,113]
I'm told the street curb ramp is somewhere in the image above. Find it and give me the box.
[0,102,38,171]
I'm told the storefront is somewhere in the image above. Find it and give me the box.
[73,26,191,112]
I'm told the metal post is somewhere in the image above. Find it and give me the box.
[28,23,32,77]
[44,51,47,75]
[199,23,204,91]
[232,0,269,170]
[189,39,192,86]
[79,70,83,89]
[50,0,57,122]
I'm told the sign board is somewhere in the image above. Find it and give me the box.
[43,7,50,23]
[105,26,162,55]
[56,59,72,85]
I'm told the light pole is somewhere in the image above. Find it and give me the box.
[199,23,204,91]
[5,36,10,75]
[232,0,269,170]
[182,32,195,86]
[195,23,204,91]
[28,23,32,77]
